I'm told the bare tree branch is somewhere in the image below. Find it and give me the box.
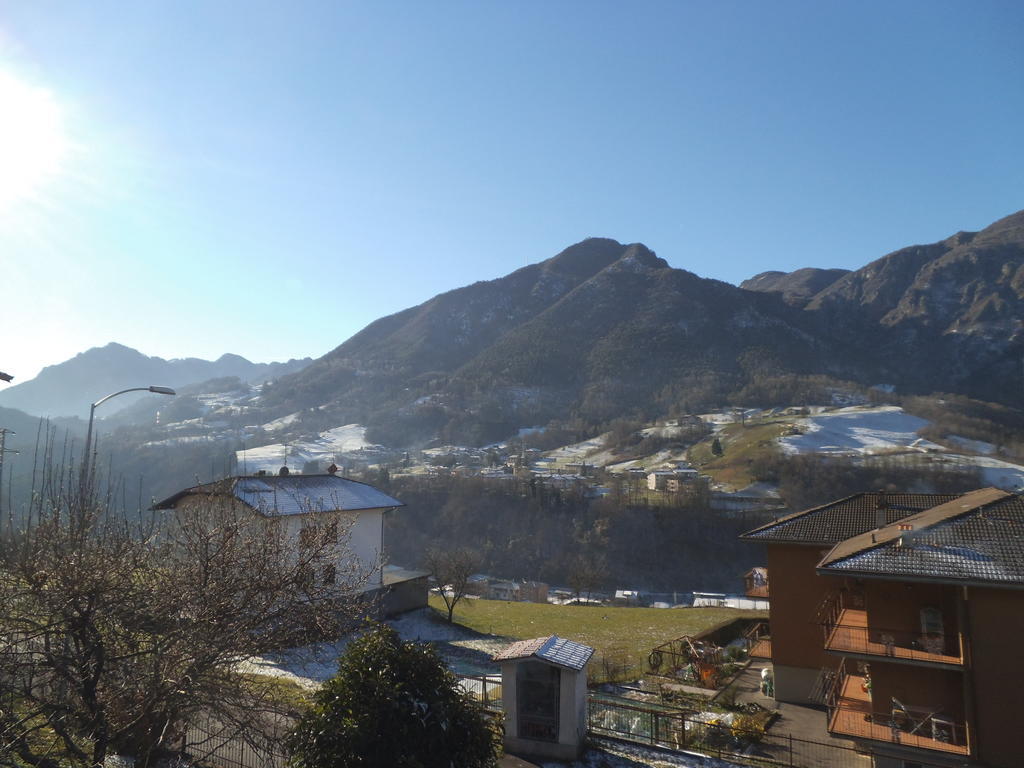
[0,473,370,767]
[422,547,479,622]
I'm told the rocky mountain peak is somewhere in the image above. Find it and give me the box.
[538,237,629,281]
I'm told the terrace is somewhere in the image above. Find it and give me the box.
[826,671,970,756]
[818,593,964,668]
[744,620,772,659]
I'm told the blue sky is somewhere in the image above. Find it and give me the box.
[1,1,1022,383]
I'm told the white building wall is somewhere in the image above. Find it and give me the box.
[172,496,384,589]
[281,509,383,588]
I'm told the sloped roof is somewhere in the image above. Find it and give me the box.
[492,636,594,670]
[740,492,961,545]
[152,474,404,516]
[817,488,1024,586]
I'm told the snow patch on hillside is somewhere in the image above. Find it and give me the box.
[947,435,996,455]
[779,406,941,455]
[261,411,301,431]
[237,424,374,473]
[953,454,1024,490]
[538,433,609,469]
[778,405,1024,491]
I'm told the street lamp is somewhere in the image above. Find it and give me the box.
[79,385,176,495]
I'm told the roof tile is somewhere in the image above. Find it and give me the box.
[152,474,403,516]
[741,492,960,545]
[819,489,1024,586]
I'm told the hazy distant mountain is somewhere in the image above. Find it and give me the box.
[0,343,311,418]
[259,210,1024,446]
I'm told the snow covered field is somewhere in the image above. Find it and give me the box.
[542,433,608,464]
[778,405,1024,491]
[236,423,375,473]
[778,406,941,455]
[239,608,508,690]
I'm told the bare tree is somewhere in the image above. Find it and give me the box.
[423,547,480,622]
[0,472,368,768]
[567,553,605,603]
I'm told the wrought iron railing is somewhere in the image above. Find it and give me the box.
[825,670,970,756]
[817,592,964,665]
[457,673,503,710]
[742,620,772,659]
[588,697,867,767]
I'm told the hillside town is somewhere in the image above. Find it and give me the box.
[3,3,1024,767]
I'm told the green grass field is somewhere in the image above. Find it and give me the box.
[430,595,766,672]
[689,421,790,489]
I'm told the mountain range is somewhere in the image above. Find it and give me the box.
[0,343,311,419]
[5,209,1024,447]
[251,209,1024,445]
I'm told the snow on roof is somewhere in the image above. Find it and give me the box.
[742,492,960,545]
[492,635,594,670]
[152,474,404,516]
[818,488,1024,586]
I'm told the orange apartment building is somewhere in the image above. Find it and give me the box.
[744,487,1024,768]
[741,492,958,703]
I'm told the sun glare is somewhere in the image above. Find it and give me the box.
[0,70,68,209]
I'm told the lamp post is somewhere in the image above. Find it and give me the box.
[79,385,176,496]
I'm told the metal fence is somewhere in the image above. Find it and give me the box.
[457,673,503,711]
[181,679,871,768]
[587,698,870,768]
[184,715,291,768]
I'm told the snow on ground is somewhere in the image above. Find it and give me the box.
[641,425,687,439]
[320,424,375,453]
[142,435,215,447]
[604,449,688,473]
[539,433,610,468]
[236,424,374,473]
[779,406,943,456]
[947,435,996,455]
[943,454,1024,491]
[734,482,781,499]
[261,412,301,431]
[697,409,765,428]
[239,608,506,690]
[241,610,750,767]
[777,406,1024,490]
[698,412,737,429]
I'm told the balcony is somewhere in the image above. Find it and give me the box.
[817,594,964,667]
[826,672,970,756]
[743,567,769,600]
[742,620,771,659]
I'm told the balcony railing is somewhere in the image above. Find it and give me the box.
[742,620,771,659]
[826,671,970,756]
[817,593,964,666]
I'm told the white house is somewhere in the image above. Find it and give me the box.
[152,469,422,610]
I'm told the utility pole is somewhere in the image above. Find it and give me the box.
[0,428,19,535]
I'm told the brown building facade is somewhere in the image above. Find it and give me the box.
[746,487,1024,768]
[742,492,957,703]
